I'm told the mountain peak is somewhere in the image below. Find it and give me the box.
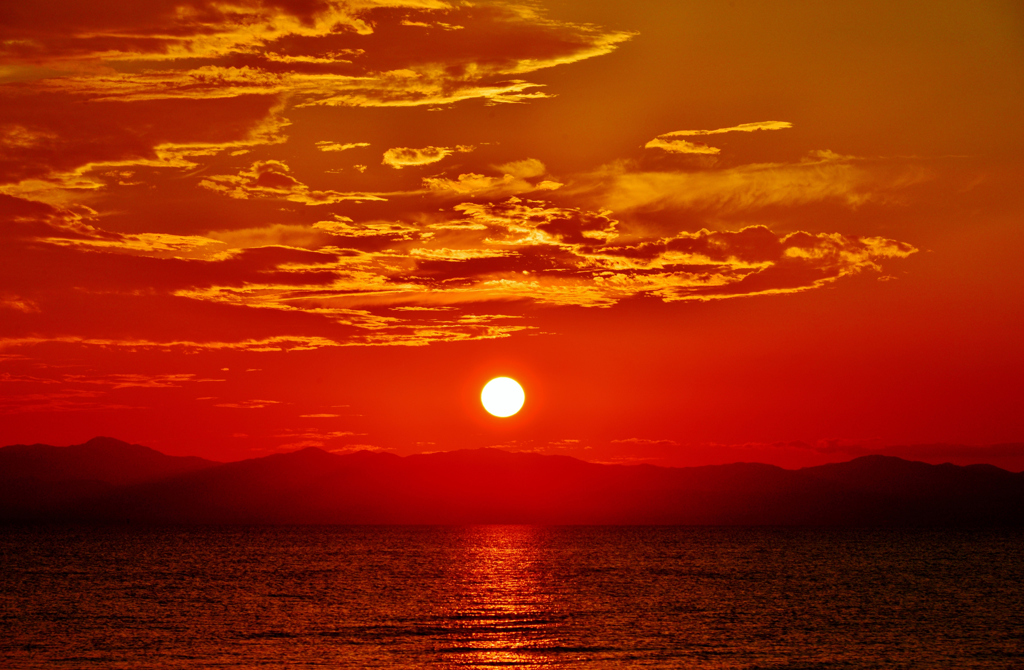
[76,436,158,457]
[3,441,1024,525]
[84,436,132,447]
[0,437,218,486]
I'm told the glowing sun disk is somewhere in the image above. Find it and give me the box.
[481,377,525,417]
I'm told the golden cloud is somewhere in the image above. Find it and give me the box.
[3,2,633,111]
[421,158,562,197]
[382,145,473,169]
[657,121,794,138]
[0,1,443,64]
[316,141,370,152]
[494,158,547,179]
[423,173,563,197]
[0,193,220,257]
[199,159,385,204]
[645,120,792,154]
[0,1,633,209]
[0,335,346,353]
[597,151,932,212]
[0,91,289,199]
[313,215,422,240]
[144,197,918,316]
[643,138,721,155]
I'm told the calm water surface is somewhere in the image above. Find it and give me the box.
[1,526,1023,669]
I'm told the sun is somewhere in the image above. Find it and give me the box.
[481,377,525,417]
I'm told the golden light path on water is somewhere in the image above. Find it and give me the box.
[436,526,574,668]
[3,527,1023,667]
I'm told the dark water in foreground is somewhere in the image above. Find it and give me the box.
[1,527,1023,669]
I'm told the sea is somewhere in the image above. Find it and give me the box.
[1,526,1022,669]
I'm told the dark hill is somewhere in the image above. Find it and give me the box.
[0,437,220,519]
[0,436,219,485]
[1,440,1022,525]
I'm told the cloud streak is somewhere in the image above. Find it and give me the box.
[645,120,792,154]
[316,141,370,152]
[199,160,385,204]
[382,145,472,169]
[596,151,931,212]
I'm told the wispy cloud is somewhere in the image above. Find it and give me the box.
[423,159,563,196]
[382,145,473,169]
[657,120,793,138]
[0,2,634,108]
[199,160,385,204]
[0,371,225,414]
[0,1,633,202]
[596,151,932,212]
[315,141,370,153]
[62,373,225,389]
[645,120,792,154]
[215,399,282,409]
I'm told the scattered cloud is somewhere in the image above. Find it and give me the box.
[423,159,563,196]
[611,437,680,446]
[215,399,282,409]
[0,388,132,415]
[495,158,548,179]
[382,145,473,169]
[0,335,346,353]
[0,193,219,256]
[62,373,225,389]
[1,183,919,359]
[170,197,915,311]
[1,2,634,109]
[0,145,920,355]
[659,120,794,138]
[0,372,60,384]
[0,90,289,197]
[0,0,633,206]
[0,293,39,313]
[316,141,370,152]
[199,160,385,204]
[0,371,224,414]
[595,151,932,212]
[645,121,792,154]
[0,1,931,364]
[274,427,363,450]
[314,215,422,240]
[644,138,721,155]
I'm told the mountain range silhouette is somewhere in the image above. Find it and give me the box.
[2,437,1022,525]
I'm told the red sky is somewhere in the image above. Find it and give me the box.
[1,0,1022,469]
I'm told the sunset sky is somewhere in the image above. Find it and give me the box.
[1,0,1022,469]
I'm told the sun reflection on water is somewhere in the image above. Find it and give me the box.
[434,526,575,668]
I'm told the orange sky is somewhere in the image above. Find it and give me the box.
[1,0,1022,469]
